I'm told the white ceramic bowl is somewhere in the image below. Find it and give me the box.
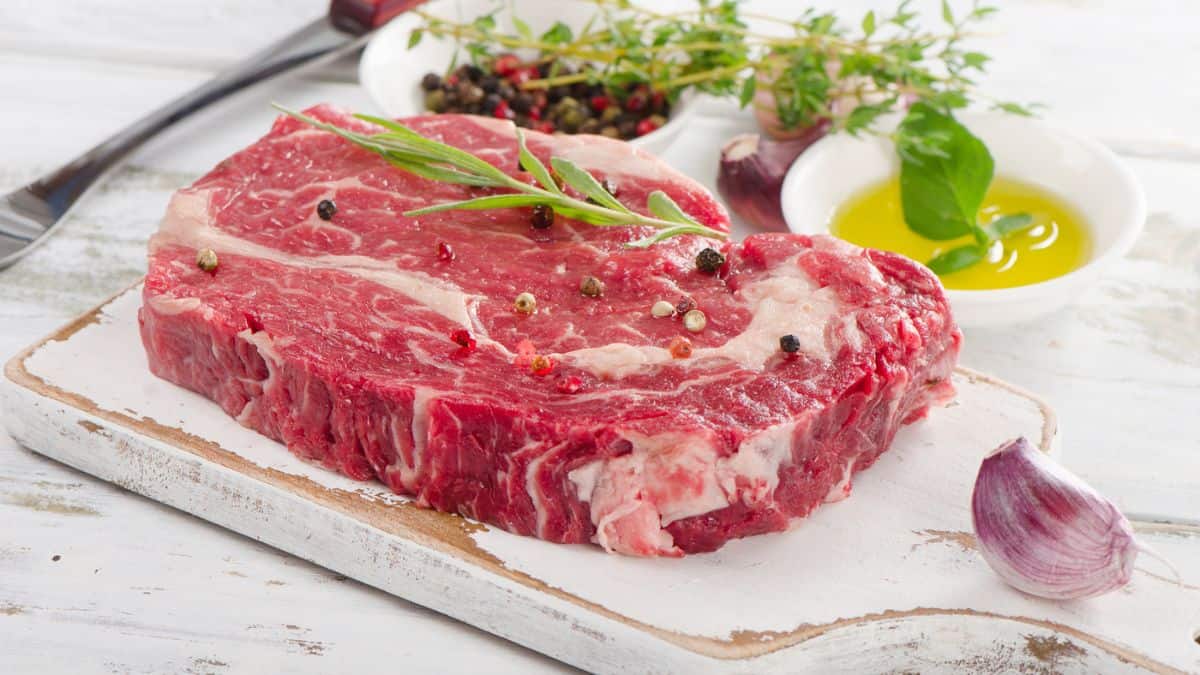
[780,113,1146,327]
[359,0,692,156]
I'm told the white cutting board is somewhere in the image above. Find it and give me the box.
[3,286,1198,674]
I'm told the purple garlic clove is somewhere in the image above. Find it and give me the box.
[971,437,1139,600]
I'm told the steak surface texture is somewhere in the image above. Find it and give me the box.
[140,105,961,556]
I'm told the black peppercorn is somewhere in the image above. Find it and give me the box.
[695,247,725,274]
[482,93,502,115]
[780,334,801,353]
[317,199,337,221]
[531,204,555,229]
[420,73,443,91]
[480,75,500,94]
[463,64,484,83]
[511,93,534,114]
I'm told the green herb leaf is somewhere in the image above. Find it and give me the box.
[897,102,994,240]
[549,157,632,213]
[405,193,550,217]
[738,77,757,108]
[515,129,562,195]
[512,16,533,43]
[940,0,955,25]
[540,21,573,45]
[472,14,496,32]
[927,244,985,275]
[407,29,424,49]
[861,10,876,37]
[646,191,701,226]
[992,101,1035,116]
[986,212,1035,238]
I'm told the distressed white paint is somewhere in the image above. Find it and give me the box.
[5,289,1200,673]
[0,0,1198,672]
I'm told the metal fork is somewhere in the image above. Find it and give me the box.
[0,1,420,271]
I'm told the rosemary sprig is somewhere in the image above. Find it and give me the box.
[273,105,726,248]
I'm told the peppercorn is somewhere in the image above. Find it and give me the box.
[492,99,513,120]
[196,248,218,273]
[437,241,455,261]
[625,92,648,113]
[683,309,707,333]
[675,296,696,315]
[420,72,443,91]
[463,64,484,83]
[460,83,485,105]
[493,53,520,77]
[651,300,675,318]
[600,126,620,139]
[480,75,500,94]
[636,117,661,137]
[668,336,693,359]
[529,354,554,376]
[780,334,802,354]
[514,292,537,315]
[317,199,337,221]
[579,275,604,297]
[530,204,555,229]
[482,93,502,115]
[589,95,610,113]
[511,93,534,114]
[579,118,602,135]
[600,106,621,124]
[695,247,725,274]
[424,89,447,113]
[451,329,476,352]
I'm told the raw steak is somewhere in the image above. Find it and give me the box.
[139,105,961,556]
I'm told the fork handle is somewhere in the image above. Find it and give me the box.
[0,15,369,268]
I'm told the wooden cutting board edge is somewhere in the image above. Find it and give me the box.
[2,282,1192,673]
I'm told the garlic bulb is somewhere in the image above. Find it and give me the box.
[971,437,1139,600]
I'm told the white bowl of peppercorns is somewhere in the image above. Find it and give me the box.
[360,0,694,156]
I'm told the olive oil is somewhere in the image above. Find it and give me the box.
[830,177,1091,290]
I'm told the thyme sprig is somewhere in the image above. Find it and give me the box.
[411,0,1035,135]
[274,106,726,248]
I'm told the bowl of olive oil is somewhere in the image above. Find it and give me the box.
[780,113,1145,327]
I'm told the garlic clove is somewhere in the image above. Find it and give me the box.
[716,127,828,232]
[971,437,1139,600]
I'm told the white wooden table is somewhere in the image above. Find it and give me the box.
[1,2,1196,673]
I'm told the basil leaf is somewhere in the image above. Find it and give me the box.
[927,245,985,275]
[407,29,424,49]
[987,212,1034,238]
[898,102,994,240]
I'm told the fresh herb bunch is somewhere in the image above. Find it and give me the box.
[274,106,727,248]
[410,0,1033,135]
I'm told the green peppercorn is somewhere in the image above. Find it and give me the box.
[424,89,447,113]
[695,247,726,274]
